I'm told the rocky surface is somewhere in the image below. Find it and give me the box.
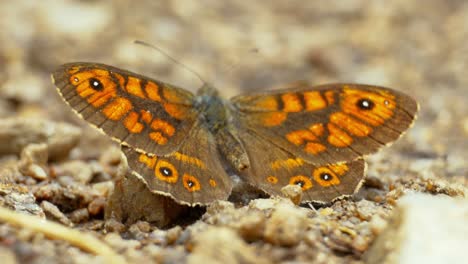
[0,1,467,263]
[365,193,468,264]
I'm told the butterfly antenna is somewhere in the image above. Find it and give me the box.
[134,40,207,85]
[222,48,260,76]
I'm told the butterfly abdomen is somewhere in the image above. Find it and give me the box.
[195,87,250,171]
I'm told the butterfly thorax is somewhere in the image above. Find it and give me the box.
[195,84,250,171]
[195,85,227,133]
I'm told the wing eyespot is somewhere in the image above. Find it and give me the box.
[356,98,375,110]
[183,174,201,192]
[155,159,178,183]
[159,167,173,177]
[266,175,279,184]
[319,172,332,181]
[89,78,104,91]
[289,175,313,191]
[313,167,340,187]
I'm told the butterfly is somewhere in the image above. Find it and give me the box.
[52,62,418,206]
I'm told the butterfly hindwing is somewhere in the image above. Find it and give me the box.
[231,84,418,165]
[52,62,198,155]
[122,124,232,206]
[237,128,366,203]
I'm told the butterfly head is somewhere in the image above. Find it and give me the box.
[197,83,219,97]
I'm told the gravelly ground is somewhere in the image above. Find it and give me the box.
[0,1,466,263]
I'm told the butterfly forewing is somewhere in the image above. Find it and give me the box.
[52,62,198,155]
[231,84,418,165]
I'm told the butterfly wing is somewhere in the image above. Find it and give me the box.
[52,62,198,155]
[231,83,418,165]
[122,124,232,206]
[236,128,366,203]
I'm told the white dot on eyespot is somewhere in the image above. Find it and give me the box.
[362,100,370,108]
[74,77,79,82]
[384,100,389,105]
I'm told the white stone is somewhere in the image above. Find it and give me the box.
[366,193,468,264]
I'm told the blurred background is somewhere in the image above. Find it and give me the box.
[0,0,466,179]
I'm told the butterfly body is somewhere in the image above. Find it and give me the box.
[52,62,418,206]
[193,85,251,171]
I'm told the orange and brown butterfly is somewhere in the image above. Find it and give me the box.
[52,62,418,206]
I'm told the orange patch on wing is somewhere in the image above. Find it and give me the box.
[71,69,109,86]
[125,77,146,98]
[151,119,175,136]
[303,91,327,111]
[309,123,324,136]
[313,166,340,187]
[289,175,313,191]
[304,142,326,154]
[162,87,189,104]
[164,103,190,120]
[138,153,157,169]
[78,88,95,98]
[282,93,303,112]
[328,163,349,175]
[330,112,372,137]
[145,82,162,102]
[261,112,287,126]
[209,179,217,187]
[324,90,335,104]
[124,111,144,133]
[87,88,116,107]
[140,110,153,124]
[102,97,133,120]
[327,123,353,147]
[89,69,110,77]
[267,176,279,184]
[72,71,117,107]
[149,132,168,145]
[286,130,318,146]
[341,87,396,127]
[112,73,126,87]
[183,174,201,192]
[75,81,93,94]
[174,152,206,169]
[253,96,278,111]
[155,159,178,183]
[271,158,304,170]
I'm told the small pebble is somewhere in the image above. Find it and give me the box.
[281,184,303,205]
[264,202,308,246]
[369,215,388,235]
[40,200,72,226]
[68,208,90,223]
[88,197,106,216]
[104,218,126,233]
[18,143,49,181]
[166,226,182,245]
[237,210,266,242]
